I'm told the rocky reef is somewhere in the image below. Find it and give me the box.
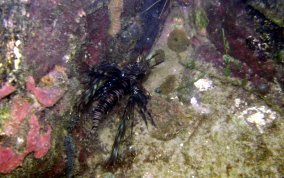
[0,0,283,177]
[0,0,170,176]
[205,0,284,91]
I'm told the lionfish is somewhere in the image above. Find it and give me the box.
[76,56,160,167]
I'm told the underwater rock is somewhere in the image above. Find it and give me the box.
[177,0,192,6]
[190,35,203,49]
[104,0,169,64]
[251,76,271,95]
[0,65,68,175]
[194,78,214,92]
[0,148,25,174]
[247,0,284,27]
[134,0,170,54]
[194,7,208,36]
[0,0,137,176]
[276,69,284,91]
[195,45,224,67]
[26,66,68,107]
[234,105,277,133]
[205,0,284,87]
[158,75,177,95]
[23,0,90,79]
[85,6,111,66]
[0,1,28,84]
[27,77,65,108]
[0,113,52,174]
[246,7,284,64]
[4,97,31,135]
[0,82,16,100]
[167,29,190,53]
[119,22,143,44]
[149,96,188,141]
[25,114,52,159]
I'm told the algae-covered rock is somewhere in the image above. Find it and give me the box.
[0,66,70,176]
[167,29,190,53]
[194,7,208,30]
[248,0,284,27]
[1,0,284,177]
[158,75,177,95]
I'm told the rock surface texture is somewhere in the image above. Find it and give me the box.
[0,0,283,177]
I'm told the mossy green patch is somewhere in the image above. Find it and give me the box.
[167,29,190,53]
[194,8,208,30]
[0,103,11,134]
[159,75,176,95]
[0,104,11,120]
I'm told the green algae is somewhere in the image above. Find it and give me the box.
[194,8,208,30]
[221,29,234,77]
[184,60,196,70]
[0,103,11,136]
[0,103,10,120]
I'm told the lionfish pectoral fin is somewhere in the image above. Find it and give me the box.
[137,107,149,128]
[106,97,135,168]
[133,89,155,128]
[147,110,156,127]
[106,117,127,167]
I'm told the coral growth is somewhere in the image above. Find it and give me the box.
[0,114,52,173]
[0,66,68,174]
[4,97,31,135]
[0,82,16,100]
[26,66,67,107]
[25,114,52,159]
[0,148,25,174]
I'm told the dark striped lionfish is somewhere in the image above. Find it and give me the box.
[77,56,159,167]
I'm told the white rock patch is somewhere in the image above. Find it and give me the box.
[194,78,214,91]
[236,106,277,133]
